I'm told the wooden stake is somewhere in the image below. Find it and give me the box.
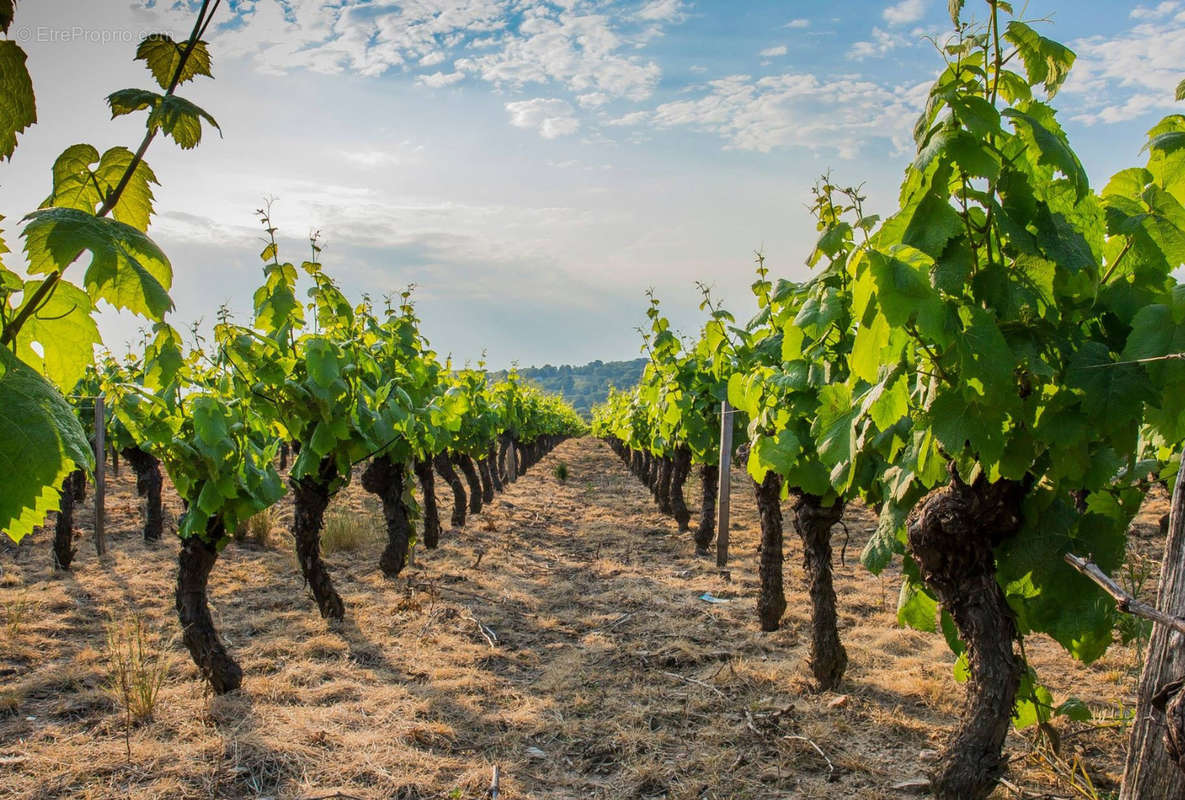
[93,395,106,557]
[1120,459,1185,799]
[716,400,732,568]
[490,764,500,799]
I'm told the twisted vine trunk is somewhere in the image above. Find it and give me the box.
[454,454,483,514]
[755,471,786,632]
[657,457,674,515]
[434,453,466,528]
[791,492,847,689]
[1121,461,1185,799]
[646,454,660,498]
[361,456,414,578]
[122,447,163,541]
[487,442,504,493]
[695,463,719,554]
[279,441,290,472]
[670,448,692,531]
[52,469,86,569]
[477,458,495,503]
[414,458,441,549]
[907,472,1025,800]
[516,439,528,477]
[290,456,345,621]
[177,522,241,694]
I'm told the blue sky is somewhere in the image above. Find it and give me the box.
[3,0,1182,369]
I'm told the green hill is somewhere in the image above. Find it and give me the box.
[490,358,647,418]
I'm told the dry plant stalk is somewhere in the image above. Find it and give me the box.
[104,611,175,724]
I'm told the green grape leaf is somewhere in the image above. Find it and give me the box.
[1003,21,1075,96]
[22,207,173,319]
[13,278,101,391]
[0,41,36,161]
[1003,108,1090,200]
[107,90,221,150]
[1177,79,1185,103]
[43,145,158,232]
[898,578,939,632]
[136,35,213,89]
[151,95,221,150]
[862,500,906,574]
[107,88,162,118]
[0,348,94,543]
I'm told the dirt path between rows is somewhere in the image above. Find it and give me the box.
[0,437,1153,798]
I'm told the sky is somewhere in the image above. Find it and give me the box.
[2,0,1183,370]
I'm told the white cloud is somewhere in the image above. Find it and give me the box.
[578,92,611,108]
[608,111,650,126]
[883,0,926,26]
[636,0,685,22]
[784,18,810,29]
[759,45,788,58]
[419,70,466,87]
[212,1,673,105]
[848,27,908,59]
[1130,2,1180,19]
[651,73,930,157]
[1064,15,1185,124]
[505,98,580,138]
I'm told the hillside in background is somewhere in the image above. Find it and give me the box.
[491,358,647,417]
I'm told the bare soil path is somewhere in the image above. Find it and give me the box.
[0,437,1154,798]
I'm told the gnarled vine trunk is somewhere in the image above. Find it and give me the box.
[695,463,718,554]
[907,472,1025,800]
[487,442,504,493]
[755,471,786,632]
[361,456,414,578]
[657,457,674,515]
[177,523,242,694]
[290,456,345,620]
[791,491,846,689]
[454,454,483,514]
[434,453,467,528]
[52,469,85,569]
[477,457,495,503]
[670,448,692,531]
[122,446,163,541]
[414,458,441,549]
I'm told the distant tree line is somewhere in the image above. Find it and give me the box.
[488,358,647,418]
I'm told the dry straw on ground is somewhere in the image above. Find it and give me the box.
[0,438,1161,799]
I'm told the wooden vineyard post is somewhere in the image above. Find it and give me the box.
[94,395,106,556]
[1120,459,1185,799]
[716,400,732,568]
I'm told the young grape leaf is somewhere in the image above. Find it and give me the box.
[136,35,213,90]
[1178,79,1185,103]
[0,41,36,161]
[108,89,221,150]
[22,208,173,319]
[1003,108,1090,200]
[0,348,94,543]
[42,145,158,232]
[13,278,101,391]
[1003,21,1076,97]
[150,95,221,150]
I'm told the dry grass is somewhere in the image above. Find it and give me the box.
[0,438,1156,799]
[234,506,278,548]
[321,510,383,554]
